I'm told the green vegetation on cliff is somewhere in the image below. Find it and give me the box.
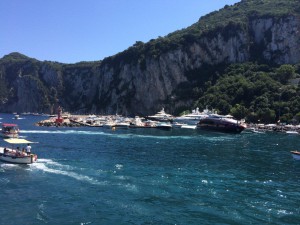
[103,0,300,66]
[193,63,300,123]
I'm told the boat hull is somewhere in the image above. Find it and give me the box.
[1,123,20,138]
[291,151,300,160]
[181,125,197,129]
[0,153,37,164]
[156,126,172,130]
[197,122,245,133]
[197,125,245,133]
[114,123,130,129]
[197,116,246,134]
[1,133,19,138]
[103,124,115,129]
[156,124,172,130]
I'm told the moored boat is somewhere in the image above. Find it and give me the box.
[1,123,19,138]
[291,151,300,160]
[181,124,197,129]
[0,138,38,164]
[129,116,145,128]
[286,130,298,135]
[197,114,246,133]
[143,120,157,128]
[173,107,211,125]
[172,122,185,128]
[146,108,174,122]
[103,121,116,129]
[114,122,130,129]
[156,122,172,130]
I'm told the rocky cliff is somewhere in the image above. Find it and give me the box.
[0,0,300,115]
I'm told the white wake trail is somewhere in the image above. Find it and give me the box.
[32,159,107,186]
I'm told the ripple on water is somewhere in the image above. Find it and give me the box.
[1,116,300,224]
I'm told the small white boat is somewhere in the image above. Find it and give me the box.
[114,122,130,129]
[144,120,157,128]
[286,131,298,135]
[172,122,185,128]
[0,138,38,164]
[181,125,197,129]
[103,121,116,129]
[129,116,145,128]
[291,151,300,160]
[156,122,172,130]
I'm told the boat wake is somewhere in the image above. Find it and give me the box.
[20,129,198,140]
[0,162,34,171]
[31,159,107,186]
[21,130,107,135]
[20,129,240,141]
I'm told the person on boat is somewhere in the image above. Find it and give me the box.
[26,144,31,155]
[3,148,8,154]
[16,147,22,156]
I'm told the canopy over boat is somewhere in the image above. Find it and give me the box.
[4,138,36,144]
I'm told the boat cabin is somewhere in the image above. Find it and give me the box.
[1,123,19,138]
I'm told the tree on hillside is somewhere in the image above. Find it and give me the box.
[230,104,248,119]
[275,64,296,84]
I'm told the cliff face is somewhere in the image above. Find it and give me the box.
[250,16,300,64]
[0,12,300,115]
[96,15,300,115]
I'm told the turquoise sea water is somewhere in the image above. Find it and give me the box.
[0,114,299,225]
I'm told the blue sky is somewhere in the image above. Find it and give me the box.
[0,0,240,63]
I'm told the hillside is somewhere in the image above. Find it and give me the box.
[1,0,300,123]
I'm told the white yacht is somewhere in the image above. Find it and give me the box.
[146,108,174,122]
[173,107,210,125]
[156,122,172,130]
